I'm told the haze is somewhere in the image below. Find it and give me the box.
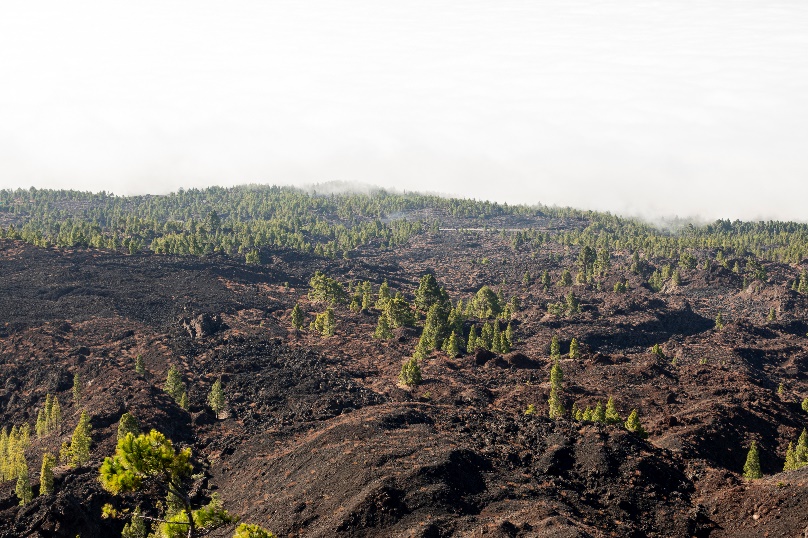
[1,1,806,221]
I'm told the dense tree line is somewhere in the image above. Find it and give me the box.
[4,186,808,265]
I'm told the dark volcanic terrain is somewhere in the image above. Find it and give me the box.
[2,228,808,537]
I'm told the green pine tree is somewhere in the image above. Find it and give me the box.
[604,397,621,424]
[715,312,724,330]
[569,338,579,359]
[164,365,185,403]
[467,326,478,352]
[208,377,225,417]
[373,313,393,339]
[784,442,797,471]
[39,452,55,496]
[548,386,564,419]
[49,396,62,434]
[290,303,305,331]
[593,401,606,423]
[550,335,560,360]
[69,410,92,467]
[179,390,189,411]
[743,441,762,479]
[802,398,808,413]
[134,354,146,375]
[121,507,148,538]
[550,357,563,388]
[442,331,461,357]
[624,409,648,438]
[398,358,422,387]
[15,457,32,505]
[117,412,141,441]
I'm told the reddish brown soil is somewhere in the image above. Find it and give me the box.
[1,235,808,537]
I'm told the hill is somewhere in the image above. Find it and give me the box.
[2,186,808,537]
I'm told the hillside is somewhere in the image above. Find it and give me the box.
[2,186,808,537]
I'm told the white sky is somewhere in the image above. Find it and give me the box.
[1,1,807,221]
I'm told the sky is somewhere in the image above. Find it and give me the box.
[1,1,807,221]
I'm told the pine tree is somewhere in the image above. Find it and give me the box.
[117,412,141,441]
[715,312,724,330]
[413,332,432,360]
[795,428,808,464]
[784,442,797,471]
[69,410,92,467]
[49,396,62,434]
[59,440,71,466]
[467,326,478,352]
[442,331,462,357]
[179,390,189,411]
[767,307,776,321]
[399,358,422,387]
[550,357,563,388]
[604,397,621,424]
[499,332,510,353]
[743,441,762,479]
[121,507,148,538]
[39,452,55,496]
[550,335,560,360]
[802,398,808,413]
[376,281,391,309]
[491,322,502,353]
[373,313,393,339]
[164,365,185,403]
[36,408,47,438]
[135,354,146,375]
[208,377,225,417]
[540,270,551,290]
[290,303,304,331]
[569,338,579,359]
[505,323,514,348]
[558,269,572,287]
[548,386,564,419]
[593,401,606,423]
[624,409,648,438]
[15,457,32,505]
[72,371,83,406]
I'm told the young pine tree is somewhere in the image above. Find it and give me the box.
[290,303,305,331]
[624,409,648,438]
[467,326,478,352]
[548,386,564,419]
[550,335,561,360]
[134,354,146,375]
[164,365,185,403]
[208,377,225,417]
[593,401,606,423]
[604,397,621,425]
[117,412,141,441]
[72,372,83,406]
[715,312,724,330]
[69,410,92,467]
[15,457,32,506]
[39,452,55,496]
[121,507,148,538]
[399,357,422,387]
[743,441,762,479]
[373,313,393,339]
[442,331,461,357]
[49,396,62,434]
[569,338,579,359]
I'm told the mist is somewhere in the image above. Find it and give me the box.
[1,1,806,222]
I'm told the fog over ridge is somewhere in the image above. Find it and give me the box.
[0,1,806,222]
